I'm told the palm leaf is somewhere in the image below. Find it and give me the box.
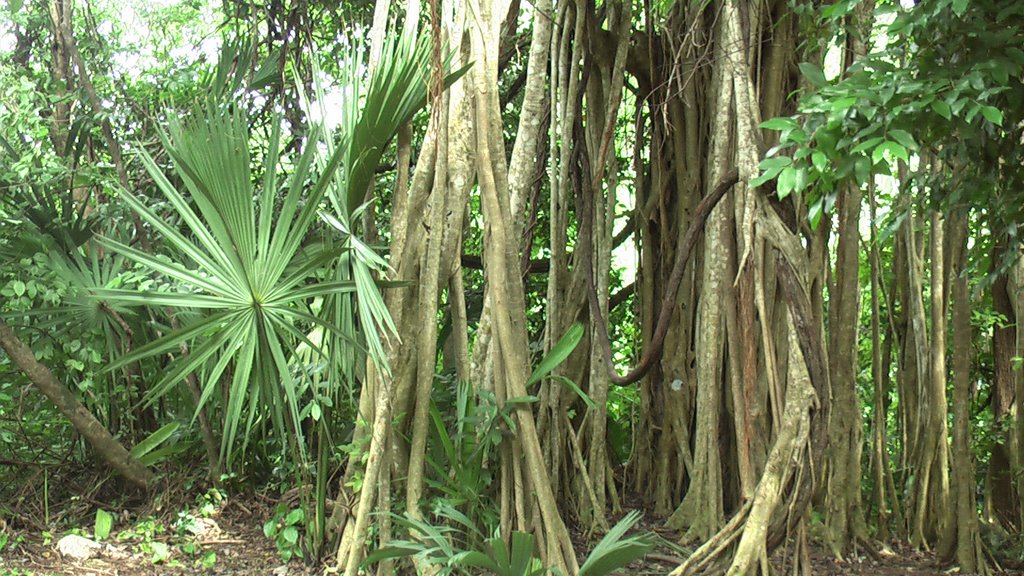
[102,28,443,468]
[578,511,655,576]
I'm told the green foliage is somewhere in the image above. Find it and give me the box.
[97,29,443,474]
[758,0,1024,247]
[364,509,655,576]
[454,532,548,576]
[263,504,306,562]
[129,422,183,466]
[578,511,655,576]
[362,512,469,574]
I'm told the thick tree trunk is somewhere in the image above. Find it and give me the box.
[0,319,154,489]
[825,182,866,557]
[988,240,1019,529]
[666,13,733,538]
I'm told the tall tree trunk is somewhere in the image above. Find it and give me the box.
[988,239,1019,529]
[949,218,988,573]
[666,6,733,539]
[470,0,577,567]
[868,182,892,540]
[825,181,865,557]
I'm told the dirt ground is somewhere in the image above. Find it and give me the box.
[1,481,1022,575]
[4,516,1013,576]
[0,496,316,576]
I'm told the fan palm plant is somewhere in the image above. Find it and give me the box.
[99,30,440,470]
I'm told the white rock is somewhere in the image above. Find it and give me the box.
[57,534,102,560]
[187,517,222,539]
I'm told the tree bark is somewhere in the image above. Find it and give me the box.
[950,219,987,573]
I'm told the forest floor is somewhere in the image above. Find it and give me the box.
[0,470,1020,575]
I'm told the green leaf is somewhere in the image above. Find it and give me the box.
[552,375,595,409]
[811,151,829,173]
[759,117,798,131]
[10,280,24,297]
[453,550,502,573]
[285,508,304,525]
[363,542,424,565]
[851,136,885,154]
[751,156,792,187]
[872,141,909,165]
[829,96,859,114]
[931,100,952,120]
[505,395,539,406]
[808,198,824,230]
[526,322,584,387]
[952,0,967,16]
[798,62,828,88]
[855,156,872,184]
[579,511,655,576]
[150,541,170,563]
[250,49,282,90]
[94,509,113,541]
[981,105,1003,126]
[777,166,797,199]
[281,526,298,544]
[129,422,181,460]
[886,129,917,150]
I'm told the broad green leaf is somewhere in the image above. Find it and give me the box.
[759,117,798,131]
[855,156,872,184]
[453,550,502,573]
[851,136,885,154]
[777,166,797,199]
[830,96,859,114]
[981,105,1003,126]
[798,62,828,88]
[811,151,829,173]
[137,441,193,466]
[285,508,304,525]
[808,198,824,230]
[94,509,113,541]
[872,141,909,165]
[751,156,792,187]
[794,167,810,193]
[931,100,952,120]
[886,129,917,150]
